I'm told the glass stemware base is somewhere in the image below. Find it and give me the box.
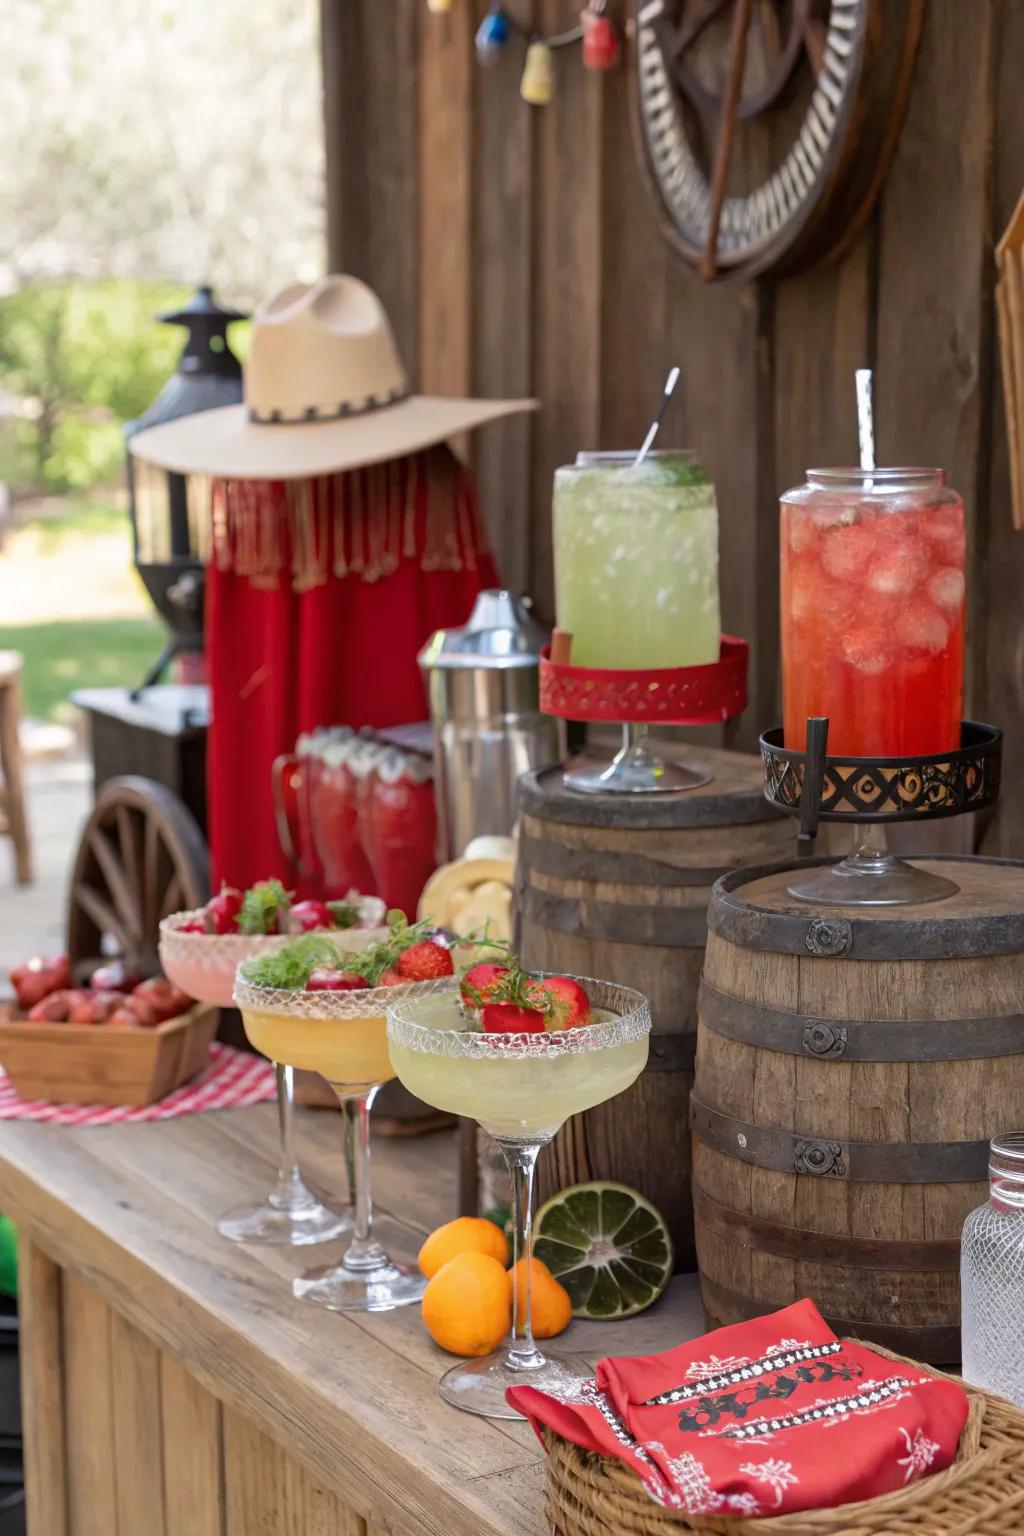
[217,1188,351,1246]
[438,1347,591,1419]
[293,1251,425,1313]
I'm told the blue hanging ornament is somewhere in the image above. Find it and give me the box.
[475,7,509,64]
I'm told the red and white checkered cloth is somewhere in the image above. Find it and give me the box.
[0,1043,276,1126]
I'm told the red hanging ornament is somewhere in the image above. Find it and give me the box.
[581,8,620,71]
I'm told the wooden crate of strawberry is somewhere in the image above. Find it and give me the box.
[3,956,216,1107]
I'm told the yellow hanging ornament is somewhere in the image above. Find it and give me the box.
[426,0,453,12]
[520,40,554,106]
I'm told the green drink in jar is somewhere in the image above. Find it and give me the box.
[552,451,721,669]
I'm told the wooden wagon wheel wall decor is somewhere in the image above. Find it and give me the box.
[632,0,924,281]
[67,776,209,981]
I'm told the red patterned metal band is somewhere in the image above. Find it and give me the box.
[538,635,749,725]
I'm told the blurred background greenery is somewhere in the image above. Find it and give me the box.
[1,0,323,723]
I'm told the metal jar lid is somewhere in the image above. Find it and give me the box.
[418,589,549,672]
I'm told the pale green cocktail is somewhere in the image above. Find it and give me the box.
[553,451,720,669]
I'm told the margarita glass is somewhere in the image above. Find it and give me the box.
[161,902,386,1247]
[234,968,451,1311]
[386,977,651,1418]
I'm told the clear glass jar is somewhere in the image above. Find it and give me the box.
[780,467,965,757]
[552,450,720,670]
[961,1135,1024,1406]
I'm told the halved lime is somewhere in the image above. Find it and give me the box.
[533,1181,673,1319]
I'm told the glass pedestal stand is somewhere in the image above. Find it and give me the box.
[541,637,750,798]
[760,721,1003,909]
[563,722,710,795]
[785,824,959,908]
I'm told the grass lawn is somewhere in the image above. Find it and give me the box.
[2,616,165,720]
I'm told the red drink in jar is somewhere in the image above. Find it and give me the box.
[781,468,965,757]
[313,731,376,897]
[365,749,438,918]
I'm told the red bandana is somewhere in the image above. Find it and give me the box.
[506,1300,968,1518]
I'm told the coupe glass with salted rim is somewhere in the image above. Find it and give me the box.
[386,978,652,1418]
[234,970,453,1311]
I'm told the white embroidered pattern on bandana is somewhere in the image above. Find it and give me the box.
[896,1426,941,1482]
[738,1457,800,1508]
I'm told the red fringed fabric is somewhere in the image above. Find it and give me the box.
[204,445,498,891]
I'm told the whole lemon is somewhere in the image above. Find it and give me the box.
[422,1252,511,1356]
[507,1257,573,1339]
[417,1215,510,1279]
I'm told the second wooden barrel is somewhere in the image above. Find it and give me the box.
[516,751,792,1270]
[692,854,1024,1362]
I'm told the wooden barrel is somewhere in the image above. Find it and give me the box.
[516,750,792,1271]
[692,854,1024,1362]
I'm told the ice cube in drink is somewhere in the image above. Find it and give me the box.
[781,469,965,757]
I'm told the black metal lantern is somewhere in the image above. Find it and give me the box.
[125,286,247,694]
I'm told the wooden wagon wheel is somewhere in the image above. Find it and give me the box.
[67,776,209,981]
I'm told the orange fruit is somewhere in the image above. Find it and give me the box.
[421,1253,511,1356]
[417,1215,510,1278]
[507,1257,573,1339]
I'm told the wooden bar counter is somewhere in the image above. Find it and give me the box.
[0,1106,702,1536]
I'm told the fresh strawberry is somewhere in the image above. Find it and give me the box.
[206,885,243,934]
[288,899,333,933]
[378,969,405,986]
[132,977,191,1022]
[482,1002,546,1034]
[396,941,455,982]
[90,960,143,993]
[307,968,368,992]
[26,990,74,1023]
[115,996,159,1027]
[528,975,592,1031]
[10,954,71,1010]
[177,917,207,935]
[460,963,510,1009]
[69,990,120,1025]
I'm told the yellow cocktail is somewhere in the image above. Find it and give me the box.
[386,975,651,1418]
[235,965,452,1313]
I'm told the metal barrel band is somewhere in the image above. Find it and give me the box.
[708,854,1024,959]
[697,976,1024,1061]
[518,766,783,830]
[698,1277,961,1365]
[692,1185,961,1272]
[689,1098,991,1183]
[519,885,709,948]
[518,832,734,890]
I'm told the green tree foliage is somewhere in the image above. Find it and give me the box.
[0,282,193,491]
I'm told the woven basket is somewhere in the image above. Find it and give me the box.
[543,1347,1024,1536]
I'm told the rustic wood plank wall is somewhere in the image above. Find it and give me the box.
[323,0,1024,849]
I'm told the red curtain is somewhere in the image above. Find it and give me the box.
[204,447,498,890]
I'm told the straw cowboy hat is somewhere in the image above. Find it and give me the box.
[129,275,536,480]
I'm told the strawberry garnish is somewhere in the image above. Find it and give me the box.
[289,899,333,933]
[396,940,455,982]
[177,918,207,934]
[378,969,405,986]
[206,885,243,934]
[528,975,592,1031]
[482,1002,546,1034]
[307,968,368,991]
[460,962,510,1009]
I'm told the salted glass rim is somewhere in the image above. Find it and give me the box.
[233,970,453,1018]
[385,976,652,1057]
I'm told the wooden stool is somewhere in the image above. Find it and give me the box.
[0,652,32,884]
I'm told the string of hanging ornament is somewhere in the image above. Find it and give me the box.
[425,1,621,104]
